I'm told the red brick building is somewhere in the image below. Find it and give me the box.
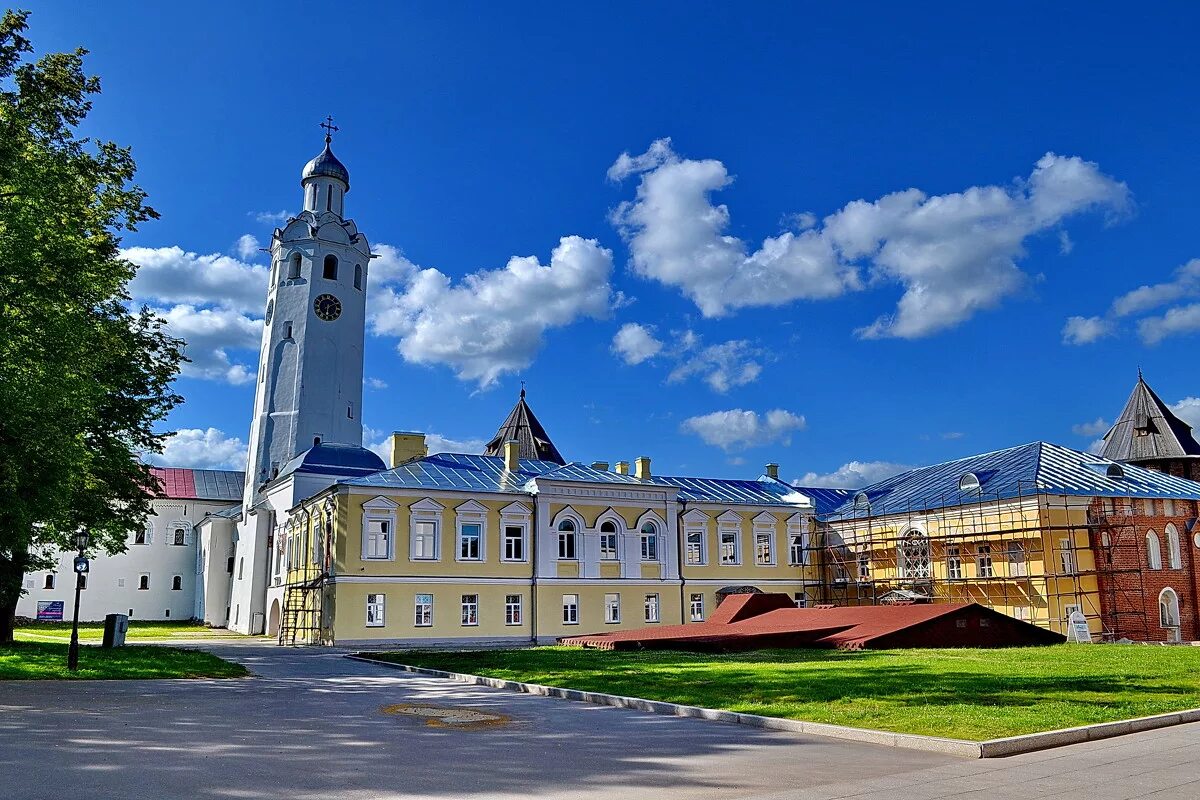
[1096,374,1200,642]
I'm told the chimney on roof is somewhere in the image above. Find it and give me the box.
[503,439,520,472]
[634,456,651,480]
[615,461,630,475]
[388,432,427,469]
[765,463,780,480]
[591,461,609,471]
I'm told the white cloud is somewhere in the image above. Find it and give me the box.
[1058,230,1074,255]
[611,322,663,365]
[235,234,262,261]
[1062,315,1113,345]
[667,336,763,393]
[1111,259,1200,318]
[124,245,269,316]
[148,427,246,470]
[1073,417,1110,437]
[366,377,388,390]
[794,460,915,489]
[610,140,1129,338]
[158,304,261,385]
[680,408,806,452]
[370,236,615,387]
[251,210,292,225]
[366,243,419,289]
[1171,397,1200,431]
[1087,438,1106,455]
[1138,303,1200,345]
[363,426,486,462]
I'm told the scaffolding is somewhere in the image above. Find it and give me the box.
[277,501,334,646]
[814,479,1148,640]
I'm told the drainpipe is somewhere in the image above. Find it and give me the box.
[530,494,538,645]
[678,499,687,624]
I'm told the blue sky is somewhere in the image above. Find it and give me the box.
[25,2,1200,485]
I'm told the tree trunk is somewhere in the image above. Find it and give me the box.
[0,547,28,645]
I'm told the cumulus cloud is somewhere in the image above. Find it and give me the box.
[370,236,615,387]
[148,427,247,470]
[1171,397,1200,431]
[1111,259,1200,318]
[363,427,486,462]
[794,460,915,489]
[1138,304,1200,345]
[667,336,763,393]
[610,139,1129,338]
[125,246,269,316]
[366,377,389,390]
[611,322,664,365]
[1073,417,1110,437]
[235,234,262,261]
[250,210,292,225]
[158,305,262,385]
[680,408,806,452]
[1062,315,1113,345]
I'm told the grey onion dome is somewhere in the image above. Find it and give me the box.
[301,140,350,189]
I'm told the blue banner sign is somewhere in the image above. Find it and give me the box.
[37,600,64,621]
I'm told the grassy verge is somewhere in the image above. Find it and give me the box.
[15,621,229,642]
[0,641,249,680]
[368,645,1200,740]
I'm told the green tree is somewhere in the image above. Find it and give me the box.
[0,9,183,643]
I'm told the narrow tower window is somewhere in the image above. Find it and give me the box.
[326,186,332,211]
[354,264,363,290]
[323,254,338,280]
[288,253,302,280]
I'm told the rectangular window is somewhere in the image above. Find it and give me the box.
[640,532,658,561]
[857,552,870,581]
[947,545,962,580]
[461,594,479,626]
[364,519,390,560]
[366,594,385,627]
[755,530,774,565]
[1059,538,1075,574]
[171,528,187,546]
[604,593,621,623]
[977,545,993,578]
[719,529,739,565]
[644,593,660,623]
[43,574,55,590]
[1063,603,1080,621]
[458,523,482,561]
[134,527,149,545]
[558,529,576,560]
[414,594,433,627]
[788,533,806,565]
[503,525,525,561]
[793,592,807,608]
[562,594,579,625]
[505,594,522,626]
[138,574,150,591]
[1008,541,1027,577]
[1013,606,1031,621]
[686,530,706,565]
[412,520,438,561]
[689,593,705,622]
[599,531,618,560]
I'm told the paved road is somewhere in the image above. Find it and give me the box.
[1,642,1198,799]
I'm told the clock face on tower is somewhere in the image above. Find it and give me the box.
[313,293,342,321]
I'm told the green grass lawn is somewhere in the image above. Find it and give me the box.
[0,641,248,680]
[14,620,232,642]
[369,645,1200,741]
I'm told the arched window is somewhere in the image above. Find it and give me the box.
[898,529,930,579]
[1159,588,1180,629]
[599,520,618,560]
[354,264,363,290]
[640,521,659,561]
[171,575,182,591]
[959,473,981,493]
[557,519,577,560]
[326,186,333,211]
[288,253,302,280]
[1147,531,1163,570]
[323,254,338,280]
[1166,524,1182,569]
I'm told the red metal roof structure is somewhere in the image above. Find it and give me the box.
[150,467,244,501]
[560,593,1064,651]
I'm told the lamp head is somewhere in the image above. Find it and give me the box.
[74,530,90,551]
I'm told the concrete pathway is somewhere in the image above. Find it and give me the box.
[0,643,1197,799]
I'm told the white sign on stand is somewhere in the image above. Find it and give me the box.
[1066,610,1093,643]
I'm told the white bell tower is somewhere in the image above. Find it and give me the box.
[242,118,374,507]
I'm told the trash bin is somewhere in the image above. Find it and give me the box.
[102,613,129,648]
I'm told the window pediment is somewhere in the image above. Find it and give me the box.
[752,511,777,525]
[455,499,489,516]
[410,497,445,514]
[499,501,531,517]
[717,510,743,525]
[362,496,399,511]
[682,508,709,524]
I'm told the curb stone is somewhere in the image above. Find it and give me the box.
[347,654,1200,759]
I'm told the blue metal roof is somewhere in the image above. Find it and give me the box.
[207,503,243,520]
[654,475,806,506]
[821,441,1200,521]
[533,462,668,486]
[340,453,562,494]
[278,443,386,480]
[790,486,856,515]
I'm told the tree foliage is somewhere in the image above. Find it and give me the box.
[0,9,184,642]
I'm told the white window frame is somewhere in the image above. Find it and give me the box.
[683,510,708,566]
[689,593,705,622]
[947,544,962,579]
[409,498,444,562]
[787,514,808,566]
[598,520,620,561]
[499,503,531,563]
[1007,541,1027,577]
[562,594,579,625]
[455,500,488,563]
[168,523,190,547]
[555,513,579,561]
[977,544,994,578]
[1147,530,1163,570]
[171,574,183,591]
[644,593,660,623]
[857,551,870,582]
[718,512,742,565]
[1159,588,1181,630]
[460,594,479,626]
[1057,538,1075,575]
[793,591,807,608]
[604,593,621,624]
[137,573,150,591]
[135,523,152,546]
[366,593,385,627]
[504,594,523,626]
[898,527,931,579]
[414,593,434,627]
[361,496,398,561]
[1166,524,1182,569]
[640,523,659,562]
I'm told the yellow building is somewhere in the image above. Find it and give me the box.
[269,395,825,645]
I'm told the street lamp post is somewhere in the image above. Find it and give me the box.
[67,530,90,672]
